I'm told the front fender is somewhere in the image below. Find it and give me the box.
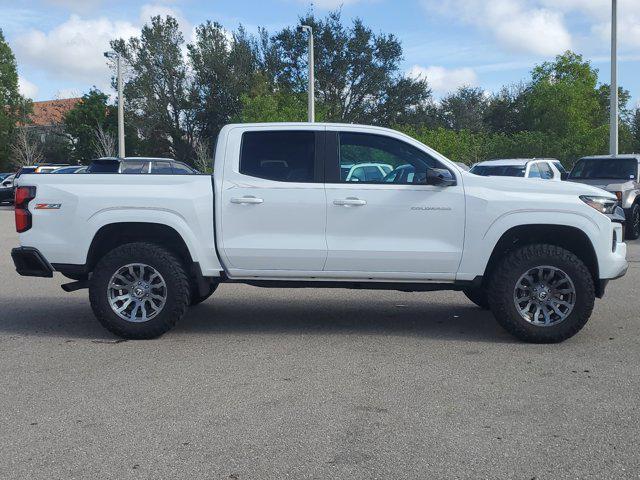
[456,209,602,281]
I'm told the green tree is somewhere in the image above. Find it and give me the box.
[0,29,31,170]
[631,108,640,153]
[259,11,432,125]
[522,51,601,137]
[437,86,488,132]
[112,16,194,162]
[484,84,527,134]
[64,89,118,162]
[189,23,258,139]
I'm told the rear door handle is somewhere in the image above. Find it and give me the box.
[333,197,366,206]
[231,196,264,205]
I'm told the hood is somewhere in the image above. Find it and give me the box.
[465,173,616,199]
[568,178,634,193]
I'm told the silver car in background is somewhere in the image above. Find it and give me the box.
[568,154,640,239]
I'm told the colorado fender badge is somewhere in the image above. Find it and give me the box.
[35,203,62,210]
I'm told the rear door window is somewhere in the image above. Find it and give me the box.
[172,163,195,175]
[121,161,149,174]
[152,161,174,174]
[240,131,317,182]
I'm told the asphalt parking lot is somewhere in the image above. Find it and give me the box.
[1,205,639,480]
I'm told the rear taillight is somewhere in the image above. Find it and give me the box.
[15,186,36,233]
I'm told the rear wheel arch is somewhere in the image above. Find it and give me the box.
[87,222,195,272]
[86,222,218,299]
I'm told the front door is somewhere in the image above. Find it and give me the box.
[324,130,465,279]
[219,127,327,275]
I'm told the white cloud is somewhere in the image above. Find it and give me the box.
[140,3,193,40]
[18,76,38,98]
[423,0,572,56]
[408,65,478,95]
[55,88,82,99]
[14,15,138,84]
[542,0,640,49]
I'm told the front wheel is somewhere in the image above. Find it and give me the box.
[487,244,595,343]
[625,203,640,240]
[89,242,191,339]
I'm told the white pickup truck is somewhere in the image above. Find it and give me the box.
[11,123,628,342]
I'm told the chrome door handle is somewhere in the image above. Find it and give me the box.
[333,197,366,206]
[231,196,264,205]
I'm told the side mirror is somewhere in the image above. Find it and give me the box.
[560,172,569,181]
[426,168,456,187]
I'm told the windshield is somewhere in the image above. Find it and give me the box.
[569,158,637,180]
[470,164,526,177]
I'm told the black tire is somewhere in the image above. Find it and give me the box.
[487,244,595,343]
[625,203,640,240]
[89,242,190,339]
[462,286,489,310]
[190,282,218,306]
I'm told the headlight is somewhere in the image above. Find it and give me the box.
[580,195,618,214]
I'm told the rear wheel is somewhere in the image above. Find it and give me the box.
[487,244,595,343]
[89,242,190,339]
[625,203,640,240]
[462,286,489,310]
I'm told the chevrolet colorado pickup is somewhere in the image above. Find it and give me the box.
[11,123,628,342]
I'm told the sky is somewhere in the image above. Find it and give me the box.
[1,0,639,107]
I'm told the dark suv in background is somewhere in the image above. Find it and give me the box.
[568,154,640,239]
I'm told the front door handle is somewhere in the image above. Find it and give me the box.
[231,196,264,205]
[333,197,366,206]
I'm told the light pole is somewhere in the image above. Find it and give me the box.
[610,0,618,156]
[104,51,125,158]
[297,25,315,123]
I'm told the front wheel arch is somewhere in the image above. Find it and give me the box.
[483,224,599,293]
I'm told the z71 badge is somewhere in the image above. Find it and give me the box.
[34,203,62,210]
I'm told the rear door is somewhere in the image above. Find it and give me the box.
[219,126,327,274]
[323,128,465,278]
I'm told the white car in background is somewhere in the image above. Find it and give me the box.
[470,158,567,181]
[345,162,392,182]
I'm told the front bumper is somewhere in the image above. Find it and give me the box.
[11,247,54,277]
